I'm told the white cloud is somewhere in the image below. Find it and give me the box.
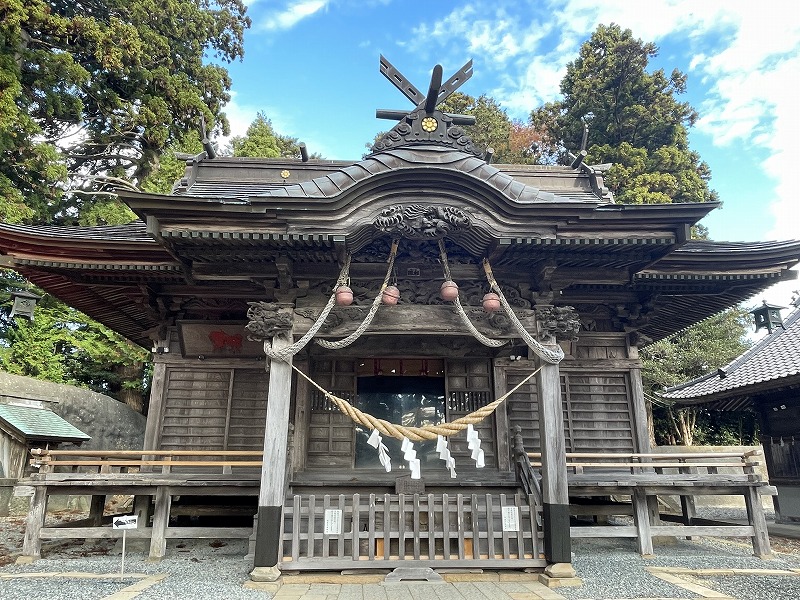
[401,0,800,247]
[260,0,329,31]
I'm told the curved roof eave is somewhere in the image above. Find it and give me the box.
[250,146,598,206]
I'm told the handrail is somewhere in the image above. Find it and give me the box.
[525,449,762,481]
[526,450,761,459]
[29,448,264,474]
[30,449,263,457]
[512,426,542,506]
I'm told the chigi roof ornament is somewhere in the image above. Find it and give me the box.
[371,56,485,157]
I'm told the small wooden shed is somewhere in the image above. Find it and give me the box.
[0,401,89,515]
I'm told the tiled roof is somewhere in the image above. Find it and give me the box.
[0,221,152,242]
[0,404,90,443]
[661,304,800,402]
[175,149,603,204]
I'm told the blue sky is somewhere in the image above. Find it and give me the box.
[220,0,799,305]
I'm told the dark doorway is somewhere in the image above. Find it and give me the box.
[355,376,446,471]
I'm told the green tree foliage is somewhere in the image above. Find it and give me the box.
[0,0,250,225]
[0,270,149,407]
[641,307,755,445]
[142,131,204,195]
[229,112,320,159]
[530,24,717,204]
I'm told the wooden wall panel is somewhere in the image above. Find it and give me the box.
[306,361,355,468]
[0,432,28,479]
[227,369,269,450]
[447,359,496,467]
[505,368,635,455]
[161,370,230,450]
[506,370,545,454]
[563,373,634,453]
[159,367,270,451]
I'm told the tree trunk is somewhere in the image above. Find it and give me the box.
[667,406,697,446]
[675,408,697,446]
[115,362,144,413]
[646,398,656,448]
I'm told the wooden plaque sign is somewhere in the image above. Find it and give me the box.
[177,321,265,358]
[395,475,425,494]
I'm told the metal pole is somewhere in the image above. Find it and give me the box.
[121,529,126,577]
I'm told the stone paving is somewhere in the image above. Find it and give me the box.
[251,580,570,600]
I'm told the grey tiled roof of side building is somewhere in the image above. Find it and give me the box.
[661,303,800,401]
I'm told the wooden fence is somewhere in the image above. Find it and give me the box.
[281,492,545,570]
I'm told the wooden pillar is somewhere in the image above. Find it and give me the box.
[251,331,293,581]
[148,486,171,560]
[744,486,772,558]
[22,485,47,559]
[88,494,105,526]
[628,366,652,453]
[536,356,571,565]
[632,488,654,556]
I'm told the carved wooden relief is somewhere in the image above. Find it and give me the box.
[373,204,472,239]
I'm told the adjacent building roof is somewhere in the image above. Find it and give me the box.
[0,404,90,444]
[661,301,800,408]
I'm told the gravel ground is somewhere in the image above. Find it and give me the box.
[2,506,800,599]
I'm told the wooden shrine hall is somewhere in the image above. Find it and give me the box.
[2,57,800,580]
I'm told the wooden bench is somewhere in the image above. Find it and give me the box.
[21,449,263,561]
[528,450,774,558]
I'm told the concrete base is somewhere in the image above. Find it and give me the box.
[538,573,583,588]
[384,567,444,584]
[15,556,36,565]
[250,565,282,582]
[544,562,576,578]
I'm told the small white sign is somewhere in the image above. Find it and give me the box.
[323,509,342,535]
[501,506,520,532]
[112,515,139,530]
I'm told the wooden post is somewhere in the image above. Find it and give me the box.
[89,494,105,526]
[628,366,652,453]
[536,356,571,565]
[148,486,171,560]
[632,488,654,556]
[744,486,772,558]
[135,359,167,526]
[22,485,47,559]
[251,330,293,581]
[493,363,511,471]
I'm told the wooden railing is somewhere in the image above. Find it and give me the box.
[527,449,763,478]
[29,448,263,474]
[511,426,542,505]
[281,492,544,570]
[525,448,773,558]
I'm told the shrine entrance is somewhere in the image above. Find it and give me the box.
[354,374,446,471]
[281,352,545,570]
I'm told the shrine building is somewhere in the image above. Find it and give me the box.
[2,57,799,580]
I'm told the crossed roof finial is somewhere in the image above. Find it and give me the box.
[371,56,485,158]
[377,55,474,121]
